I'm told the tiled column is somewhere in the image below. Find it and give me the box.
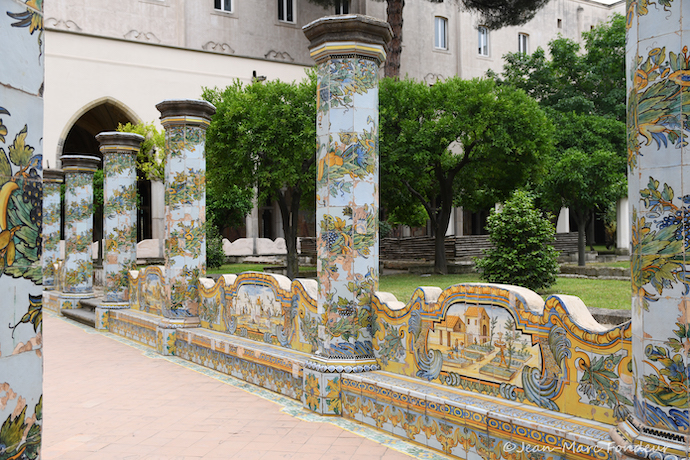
[615,0,690,454]
[301,16,392,414]
[42,169,64,290]
[156,99,215,325]
[0,0,44,456]
[59,154,100,308]
[94,132,143,330]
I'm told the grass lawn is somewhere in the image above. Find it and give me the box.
[207,264,631,310]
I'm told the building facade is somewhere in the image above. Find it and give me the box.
[43,0,624,240]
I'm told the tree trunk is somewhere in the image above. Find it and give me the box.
[384,0,404,78]
[573,209,589,267]
[277,189,301,279]
[433,198,453,275]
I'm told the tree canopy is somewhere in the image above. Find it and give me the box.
[540,149,626,265]
[491,13,626,122]
[491,13,627,264]
[202,74,317,279]
[380,76,553,273]
[308,0,551,77]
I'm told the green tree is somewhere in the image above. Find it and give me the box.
[116,121,165,181]
[540,149,626,266]
[492,13,626,122]
[380,77,553,274]
[491,14,627,261]
[475,190,559,291]
[307,0,550,78]
[203,74,317,279]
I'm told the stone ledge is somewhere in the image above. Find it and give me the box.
[342,370,616,459]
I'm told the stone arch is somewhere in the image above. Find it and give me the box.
[56,97,140,161]
[57,97,154,245]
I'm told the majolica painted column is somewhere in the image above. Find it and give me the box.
[156,99,215,325]
[93,132,143,330]
[301,15,391,414]
[0,1,45,455]
[43,169,64,290]
[59,154,100,308]
[614,0,690,455]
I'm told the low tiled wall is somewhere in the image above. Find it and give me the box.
[105,269,643,459]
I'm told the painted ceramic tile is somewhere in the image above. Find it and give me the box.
[0,1,44,455]
[636,0,679,42]
[315,56,381,363]
[0,0,44,94]
[162,123,208,316]
[42,181,61,288]
[63,170,94,293]
[627,39,688,171]
[103,151,137,303]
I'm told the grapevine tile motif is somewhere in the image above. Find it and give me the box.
[316,57,381,360]
[164,125,208,316]
[42,182,61,288]
[627,0,690,432]
[63,171,94,294]
[1,0,44,457]
[630,178,690,430]
[103,149,137,303]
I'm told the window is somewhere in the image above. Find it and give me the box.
[214,0,232,13]
[335,0,349,14]
[478,26,489,56]
[518,33,528,54]
[434,17,448,50]
[278,0,294,22]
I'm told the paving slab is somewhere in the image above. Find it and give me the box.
[42,313,450,460]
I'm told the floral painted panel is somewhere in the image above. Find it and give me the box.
[627,0,690,432]
[103,152,137,303]
[163,126,207,317]
[0,0,44,457]
[315,57,381,361]
[63,171,93,293]
[629,178,690,430]
[42,181,60,288]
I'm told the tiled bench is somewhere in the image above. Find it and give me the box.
[341,370,615,460]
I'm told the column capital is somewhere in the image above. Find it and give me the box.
[96,131,144,154]
[43,168,64,184]
[303,15,392,65]
[156,99,216,128]
[61,154,100,173]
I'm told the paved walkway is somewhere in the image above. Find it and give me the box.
[43,314,448,460]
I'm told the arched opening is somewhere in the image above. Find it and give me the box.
[59,100,153,258]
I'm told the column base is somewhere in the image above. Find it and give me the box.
[610,415,687,460]
[94,307,110,331]
[42,290,61,313]
[57,291,96,312]
[303,368,343,415]
[156,327,176,356]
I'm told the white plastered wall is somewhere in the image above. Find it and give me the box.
[43,29,312,168]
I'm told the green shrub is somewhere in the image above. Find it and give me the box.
[206,225,225,269]
[475,190,559,291]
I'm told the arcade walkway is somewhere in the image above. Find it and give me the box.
[42,314,448,460]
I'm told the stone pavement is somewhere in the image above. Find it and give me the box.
[42,313,449,460]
